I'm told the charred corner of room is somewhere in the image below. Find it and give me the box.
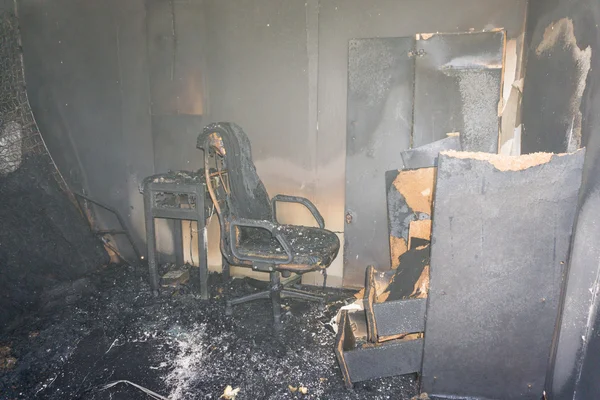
[2,1,600,399]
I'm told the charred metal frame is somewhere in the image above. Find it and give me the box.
[143,176,209,299]
[198,122,339,328]
[74,192,142,267]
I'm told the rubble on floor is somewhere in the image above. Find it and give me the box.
[0,265,418,400]
[0,156,109,331]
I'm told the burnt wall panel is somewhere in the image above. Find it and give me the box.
[315,0,528,287]
[422,151,584,400]
[414,31,505,153]
[522,1,600,399]
[202,0,323,281]
[343,37,414,286]
[18,0,154,256]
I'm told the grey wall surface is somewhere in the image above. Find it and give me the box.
[0,0,12,13]
[521,0,600,398]
[146,0,207,262]
[18,0,154,257]
[202,0,321,280]
[314,0,527,286]
[16,0,529,286]
[202,0,528,286]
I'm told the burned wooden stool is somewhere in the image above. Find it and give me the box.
[142,171,213,299]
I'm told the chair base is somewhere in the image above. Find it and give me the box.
[225,271,324,329]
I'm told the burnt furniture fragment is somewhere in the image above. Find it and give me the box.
[387,135,460,269]
[142,170,211,299]
[335,309,423,388]
[197,122,340,328]
[386,167,435,269]
[364,248,429,343]
[413,31,505,152]
[421,150,585,399]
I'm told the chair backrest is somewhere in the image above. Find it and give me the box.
[197,122,273,261]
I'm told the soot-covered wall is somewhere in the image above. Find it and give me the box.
[521,0,600,398]
[18,0,154,258]
[15,0,529,287]
[203,0,528,286]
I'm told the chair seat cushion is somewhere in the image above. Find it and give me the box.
[237,225,340,271]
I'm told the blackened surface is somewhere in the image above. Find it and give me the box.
[0,267,418,400]
[0,156,108,332]
[522,4,590,153]
[18,0,154,259]
[422,152,584,399]
[344,37,414,286]
[522,1,600,398]
[400,135,462,169]
[344,338,423,383]
[413,31,504,153]
[386,246,430,302]
[386,170,416,246]
[373,299,427,337]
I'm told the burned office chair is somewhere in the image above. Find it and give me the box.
[197,122,340,327]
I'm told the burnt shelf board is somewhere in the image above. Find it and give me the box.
[421,150,585,400]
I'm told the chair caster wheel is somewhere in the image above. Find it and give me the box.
[225,303,233,316]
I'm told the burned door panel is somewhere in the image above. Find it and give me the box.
[413,31,505,153]
[422,150,585,399]
[344,37,415,287]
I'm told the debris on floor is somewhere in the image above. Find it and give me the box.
[161,263,191,287]
[0,265,418,400]
[0,346,16,370]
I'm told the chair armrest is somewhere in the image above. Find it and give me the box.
[271,194,325,229]
[229,218,293,264]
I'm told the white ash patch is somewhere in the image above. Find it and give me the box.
[163,323,207,400]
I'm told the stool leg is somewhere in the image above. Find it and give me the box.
[173,220,184,267]
[198,223,209,300]
[270,271,282,329]
[144,194,159,296]
[222,256,230,281]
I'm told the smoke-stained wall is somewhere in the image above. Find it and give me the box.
[18,0,154,256]
[522,0,600,398]
[17,0,529,287]
[202,0,528,286]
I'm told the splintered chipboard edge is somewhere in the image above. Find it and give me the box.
[392,168,436,215]
[441,149,584,171]
[408,220,432,249]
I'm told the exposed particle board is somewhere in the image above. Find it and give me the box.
[388,136,459,269]
[442,149,554,171]
[408,219,431,249]
[389,236,407,269]
[386,167,435,268]
[393,168,435,215]
[421,149,586,400]
[413,31,505,153]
